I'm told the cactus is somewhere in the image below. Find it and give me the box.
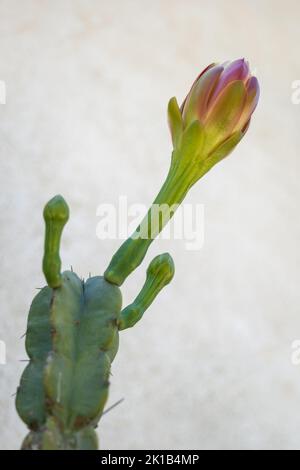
[16,59,259,450]
[16,196,174,450]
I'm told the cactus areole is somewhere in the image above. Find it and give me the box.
[16,60,259,450]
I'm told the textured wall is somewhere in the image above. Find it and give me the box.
[1,0,300,450]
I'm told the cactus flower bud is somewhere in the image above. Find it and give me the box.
[105,59,259,286]
[168,58,259,176]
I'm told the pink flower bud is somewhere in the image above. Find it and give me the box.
[168,59,259,159]
[181,59,259,145]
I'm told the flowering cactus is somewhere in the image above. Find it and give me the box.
[16,59,259,450]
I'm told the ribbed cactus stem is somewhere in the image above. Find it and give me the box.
[43,195,69,288]
[119,253,175,330]
[16,196,122,450]
[16,271,122,450]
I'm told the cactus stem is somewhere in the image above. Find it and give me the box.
[43,195,69,288]
[119,253,175,330]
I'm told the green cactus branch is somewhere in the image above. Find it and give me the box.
[119,253,175,330]
[43,195,69,288]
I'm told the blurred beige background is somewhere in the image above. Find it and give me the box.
[0,0,300,450]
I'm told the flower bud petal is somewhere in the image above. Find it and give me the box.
[197,131,244,178]
[204,80,246,149]
[234,76,260,132]
[209,58,249,105]
[207,130,243,162]
[167,97,183,149]
[182,65,224,126]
